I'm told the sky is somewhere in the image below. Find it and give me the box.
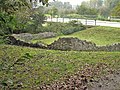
[49,0,89,5]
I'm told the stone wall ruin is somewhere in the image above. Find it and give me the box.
[47,38,97,51]
[12,32,56,41]
[48,37,120,51]
[6,36,46,49]
[6,36,120,51]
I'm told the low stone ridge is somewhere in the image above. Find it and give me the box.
[48,37,120,51]
[12,32,56,41]
[98,43,120,51]
[6,36,46,48]
[6,36,120,51]
[48,37,97,51]
[12,33,33,41]
[35,32,56,39]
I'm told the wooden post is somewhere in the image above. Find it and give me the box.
[56,17,58,22]
[95,19,96,25]
[86,19,87,25]
[63,17,64,23]
[51,16,52,22]
[69,18,71,22]
[77,18,78,22]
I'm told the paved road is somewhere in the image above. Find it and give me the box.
[46,18,120,28]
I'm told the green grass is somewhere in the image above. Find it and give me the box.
[0,45,120,89]
[0,36,5,44]
[34,26,120,45]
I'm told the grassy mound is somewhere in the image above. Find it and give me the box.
[35,26,120,45]
[0,45,120,89]
[72,26,120,45]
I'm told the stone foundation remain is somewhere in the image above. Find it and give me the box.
[48,37,120,51]
[6,36,46,49]
[6,36,120,51]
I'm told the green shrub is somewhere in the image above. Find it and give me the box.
[44,22,68,35]
[0,36,8,44]
[43,21,85,35]
[68,20,83,27]
[64,14,85,19]
[97,16,108,21]
[62,26,85,35]
[61,20,85,35]
[0,36,4,44]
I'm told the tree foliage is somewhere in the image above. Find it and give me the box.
[47,6,58,17]
[76,4,98,15]
[77,0,120,19]
[111,2,120,16]
[89,0,103,8]
[104,0,120,9]
[0,0,29,14]
[104,0,120,16]
[47,1,72,17]
[0,0,50,35]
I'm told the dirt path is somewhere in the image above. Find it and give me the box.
[39,63,120,90]
[88,70,120,90]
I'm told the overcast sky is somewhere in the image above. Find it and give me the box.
[49,0,89,5]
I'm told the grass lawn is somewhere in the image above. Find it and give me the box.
[33,26,120,46]
[0,45,120,89]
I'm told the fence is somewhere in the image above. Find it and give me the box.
[44,15,120,28]
[46,17,97,26]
